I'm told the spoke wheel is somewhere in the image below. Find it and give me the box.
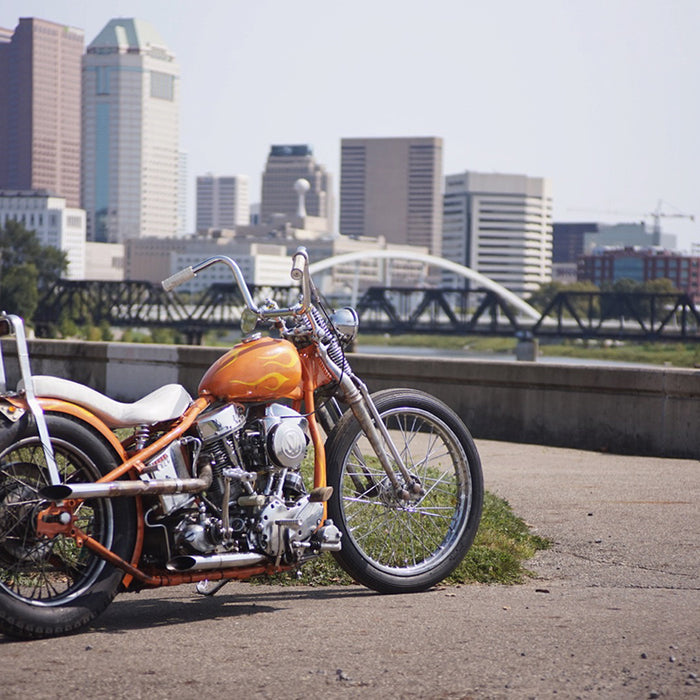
[0,414,135,638]
[327,389,483,593]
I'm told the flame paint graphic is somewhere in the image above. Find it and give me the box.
[199,338,302,400]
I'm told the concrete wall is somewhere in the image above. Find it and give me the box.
[2,339,698,459]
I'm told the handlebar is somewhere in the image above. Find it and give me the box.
[161,246,311,320]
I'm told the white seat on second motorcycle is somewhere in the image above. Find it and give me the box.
[17,376,193,429]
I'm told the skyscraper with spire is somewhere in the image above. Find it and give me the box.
[82,18,180,242]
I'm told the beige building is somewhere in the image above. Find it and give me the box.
[340,137,443,255]
[85,242,125,280]
[0,18,83,208]
[442,171,553,296]
[196,174,250,231]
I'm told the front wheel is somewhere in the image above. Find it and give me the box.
[326,389,483,593]
[0,414,136,639]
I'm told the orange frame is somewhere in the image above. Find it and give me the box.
[19,342,336,589]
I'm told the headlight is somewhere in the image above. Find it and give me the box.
[329,307,359,345]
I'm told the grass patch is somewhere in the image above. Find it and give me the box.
[356,333,517,354]
[252,490,550,587]
[539,340,700,368]
[446,491,550,585]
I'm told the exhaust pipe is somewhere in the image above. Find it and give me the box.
[41,464,213,501]
[166,551,267,572]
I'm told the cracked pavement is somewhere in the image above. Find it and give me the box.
[1,440,698,699]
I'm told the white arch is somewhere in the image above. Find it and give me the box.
[309,250,540,320]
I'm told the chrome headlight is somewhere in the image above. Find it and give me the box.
[329,307,359,346]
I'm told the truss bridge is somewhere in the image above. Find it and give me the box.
[33,280,700,344]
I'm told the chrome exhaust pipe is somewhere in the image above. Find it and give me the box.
[166,551,267,572]
[41,464,213,501]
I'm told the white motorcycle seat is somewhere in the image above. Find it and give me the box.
[17,376,193,429]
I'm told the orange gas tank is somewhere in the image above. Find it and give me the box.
[198,336,303,402]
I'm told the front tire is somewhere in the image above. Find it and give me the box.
[0,414,136,639]
[326,389,483,593]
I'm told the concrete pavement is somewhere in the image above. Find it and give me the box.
[1,440,698,699]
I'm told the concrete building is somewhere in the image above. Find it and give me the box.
[442,171,552,296]
[82,18,180,243]
[126,234,292,292]
[0,190,86,279]
[260,145,333,230]
[578,247,700,296]
[339,137,443,254]
[85,242,125,280]
[0,18,83,208]
[196,175,250,231]
[585,222,677,254]
[126,226,428,298]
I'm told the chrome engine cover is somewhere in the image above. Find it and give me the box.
[256,496,324,557]
[263,404,308,469]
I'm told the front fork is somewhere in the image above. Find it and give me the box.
[337,373,424,501]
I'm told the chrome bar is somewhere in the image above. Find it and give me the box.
[41,464,212,501]
[4,314,60,485]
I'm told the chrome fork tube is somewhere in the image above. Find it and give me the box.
[337,372,415,497]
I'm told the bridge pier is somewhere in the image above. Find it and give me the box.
[515,332,539,361]
[183,329,204,346]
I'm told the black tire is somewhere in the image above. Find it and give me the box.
[0,413,136,639]
[326,389,483,593]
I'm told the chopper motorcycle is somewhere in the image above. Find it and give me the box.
[0,247,483,639]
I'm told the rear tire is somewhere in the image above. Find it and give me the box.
[326,389,483,593]
[0,413,136,639]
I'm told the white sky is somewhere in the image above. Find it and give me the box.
[4,0,699,249]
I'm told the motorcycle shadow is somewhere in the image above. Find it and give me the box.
[92,584,378,635]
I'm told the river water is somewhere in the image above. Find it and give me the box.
[355,344,663,369]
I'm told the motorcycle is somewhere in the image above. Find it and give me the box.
[0,247,483,639]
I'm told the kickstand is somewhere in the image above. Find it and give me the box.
[195,578,230,596]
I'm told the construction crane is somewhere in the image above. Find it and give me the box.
[648,200,694,237]
[568,200,695,237]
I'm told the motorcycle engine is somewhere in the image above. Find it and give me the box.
[169,402,311,557]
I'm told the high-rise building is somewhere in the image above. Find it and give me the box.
[442,171,552,296]
[339,137,443,254]
[177,151,188,236]
[82,18,180,242]
[260,145,333,229]
[0,18,83,207]
[196,175,250,230]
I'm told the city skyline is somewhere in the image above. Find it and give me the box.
[2,0,698,250]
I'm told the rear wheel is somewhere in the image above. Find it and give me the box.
[0,414,136,639]
[326,389,483,593]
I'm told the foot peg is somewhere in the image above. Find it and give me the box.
[309,486,333,502]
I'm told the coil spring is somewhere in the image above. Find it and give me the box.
[133,424,151,451]
[207,438,230,479]
[310,306,353,375]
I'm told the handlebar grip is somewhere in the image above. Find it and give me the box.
[162,267,195,292]
[290,253,306,281]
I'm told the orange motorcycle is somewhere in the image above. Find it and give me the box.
[0,247,483,638]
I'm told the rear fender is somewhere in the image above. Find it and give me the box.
[0,395,126,461]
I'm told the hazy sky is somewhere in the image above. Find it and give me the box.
[4,0,699,249]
